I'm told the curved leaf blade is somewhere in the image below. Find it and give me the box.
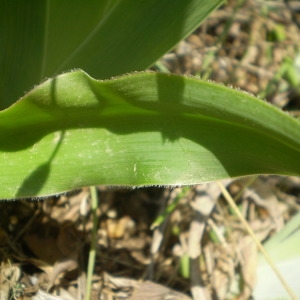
[0,0,223,109]
[0,70,299,199]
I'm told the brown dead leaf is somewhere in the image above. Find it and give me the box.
[238,236,257,300]
[0,264,21,300]
[130,280,192,300]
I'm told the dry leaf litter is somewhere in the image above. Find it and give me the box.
[1,1,300,299]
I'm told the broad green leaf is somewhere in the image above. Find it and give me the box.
[254,212,300,299]
[0,70,299,199]
[0,0,223,109]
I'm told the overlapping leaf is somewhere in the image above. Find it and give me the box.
[0,0,223,109]
[1,70,299,199]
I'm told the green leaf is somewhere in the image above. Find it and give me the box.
[0,0,223,109]
[254,212,300,299]
[1,70,299,199]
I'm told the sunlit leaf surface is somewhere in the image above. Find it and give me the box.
[1,71,299,199]
[254,212,300,299]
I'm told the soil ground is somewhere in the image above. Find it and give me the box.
[1,1,300,299]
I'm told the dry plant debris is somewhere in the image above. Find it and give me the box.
[1,0,300,299]
[0,176,299,299]
[162,0,300,111]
